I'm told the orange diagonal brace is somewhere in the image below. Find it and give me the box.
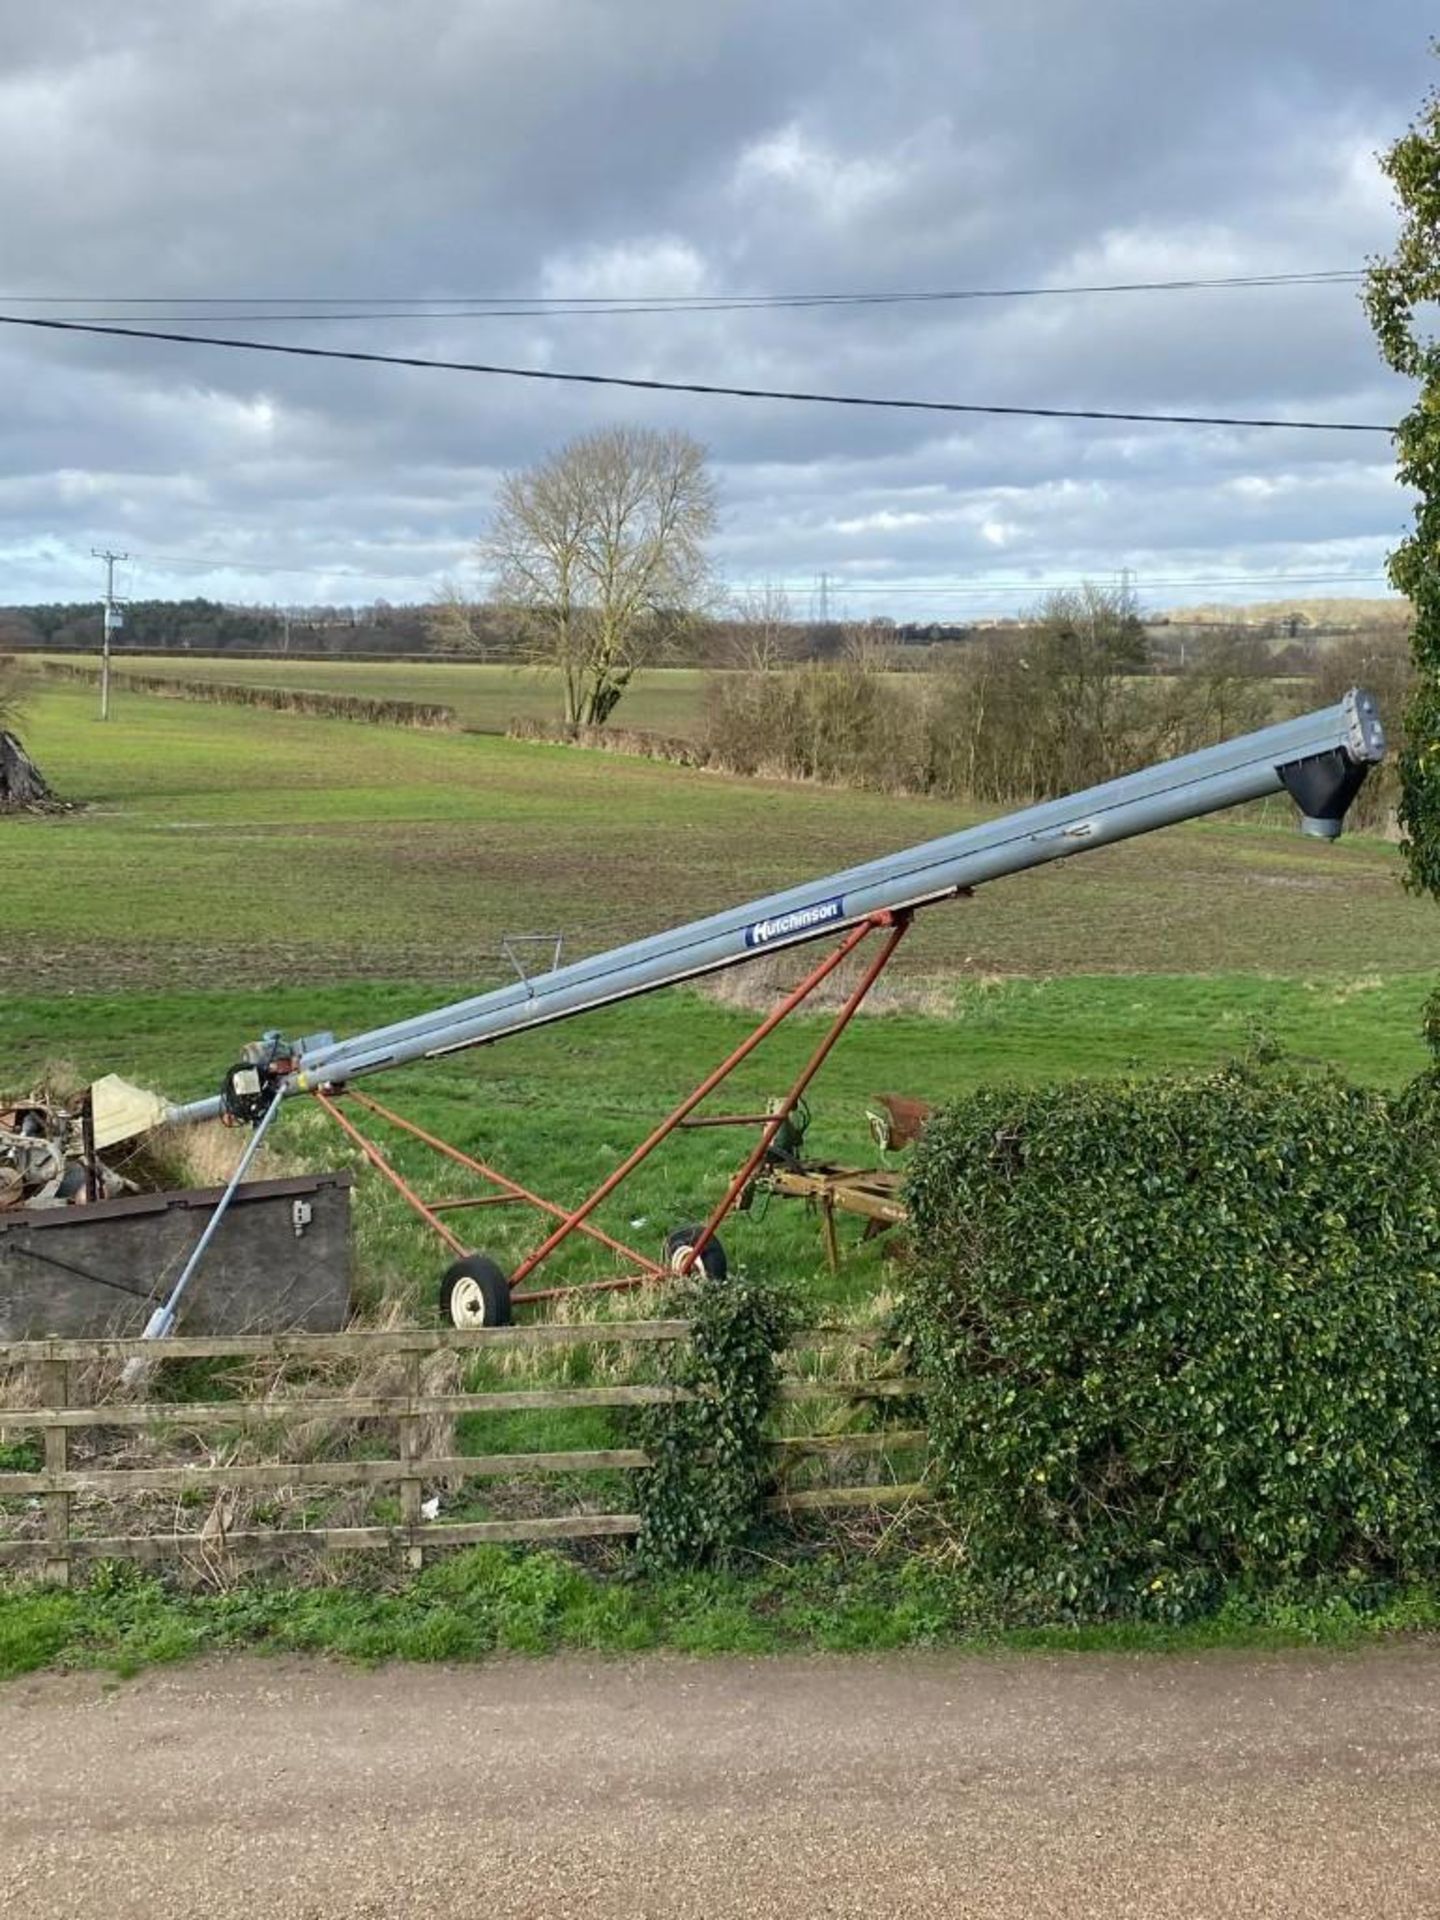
[344,1089,664,1280]
[312,1088,468,1257]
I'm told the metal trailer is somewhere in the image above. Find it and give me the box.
[145,689,1383,1340]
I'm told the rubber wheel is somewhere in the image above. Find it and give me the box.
[439,1253,513,1328]
[662,1225,728,1282]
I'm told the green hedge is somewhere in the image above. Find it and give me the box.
[901,1066,1440,1619]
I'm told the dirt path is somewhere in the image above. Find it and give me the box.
[4,1648,1438,1918]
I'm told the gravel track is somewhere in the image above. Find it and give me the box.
[4,1648,1439,1918]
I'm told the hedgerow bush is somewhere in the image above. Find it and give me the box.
[901,1065,1440,1620]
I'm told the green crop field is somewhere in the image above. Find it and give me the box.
[7,680,1433,991]
[40,653,713,736]
[2,680,1435,1314]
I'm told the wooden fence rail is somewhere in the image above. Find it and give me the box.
[0,1321,930,1582]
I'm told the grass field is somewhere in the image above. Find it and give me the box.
[40,653,713,736]
[4,971,1432,1315]
[2,677,1434,1313]
[31,650,1313,740]
[6,681,1434,993]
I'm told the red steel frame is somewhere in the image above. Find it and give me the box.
[307,910,912,1307]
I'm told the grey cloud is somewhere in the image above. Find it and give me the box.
[0,0,1430,611]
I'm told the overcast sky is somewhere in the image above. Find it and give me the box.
[0,0,1431,619]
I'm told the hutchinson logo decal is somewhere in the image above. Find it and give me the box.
[744,895,845,948]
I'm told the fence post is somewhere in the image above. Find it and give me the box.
[399,1350,424,1571]
[41,1355,71,1588]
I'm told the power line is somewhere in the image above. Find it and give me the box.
[0,274,1371,324]
[0,270,1365,316]
[0,313,1394,434]
[41,543,1393,598]
[61,548,1393,600]
[737,572,1393,598]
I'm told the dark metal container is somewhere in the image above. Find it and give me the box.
[0,1173,353,1340]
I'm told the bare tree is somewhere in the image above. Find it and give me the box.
[483,426,716,726]
[839,618,901,673]
[426,580,489,657]
[1015,583,1151,793]
[1162,626,1277,752]
[725,581,798,671]
[917,584,1152,803]
[1310,624,1415,833]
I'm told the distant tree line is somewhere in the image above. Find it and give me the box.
[0,596,468,656]
[0,598,288,653]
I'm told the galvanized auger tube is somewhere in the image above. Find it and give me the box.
[168,687,1384,1127]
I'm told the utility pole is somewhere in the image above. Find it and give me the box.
[92,548,129,721]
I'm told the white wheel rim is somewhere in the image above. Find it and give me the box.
[449,1275,489,1326]
[669,1242,696,1274]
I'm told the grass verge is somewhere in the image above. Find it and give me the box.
[3,1552,1437,1681]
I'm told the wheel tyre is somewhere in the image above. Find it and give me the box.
[439,1253,513,1328]
[662,1225,728,1282]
